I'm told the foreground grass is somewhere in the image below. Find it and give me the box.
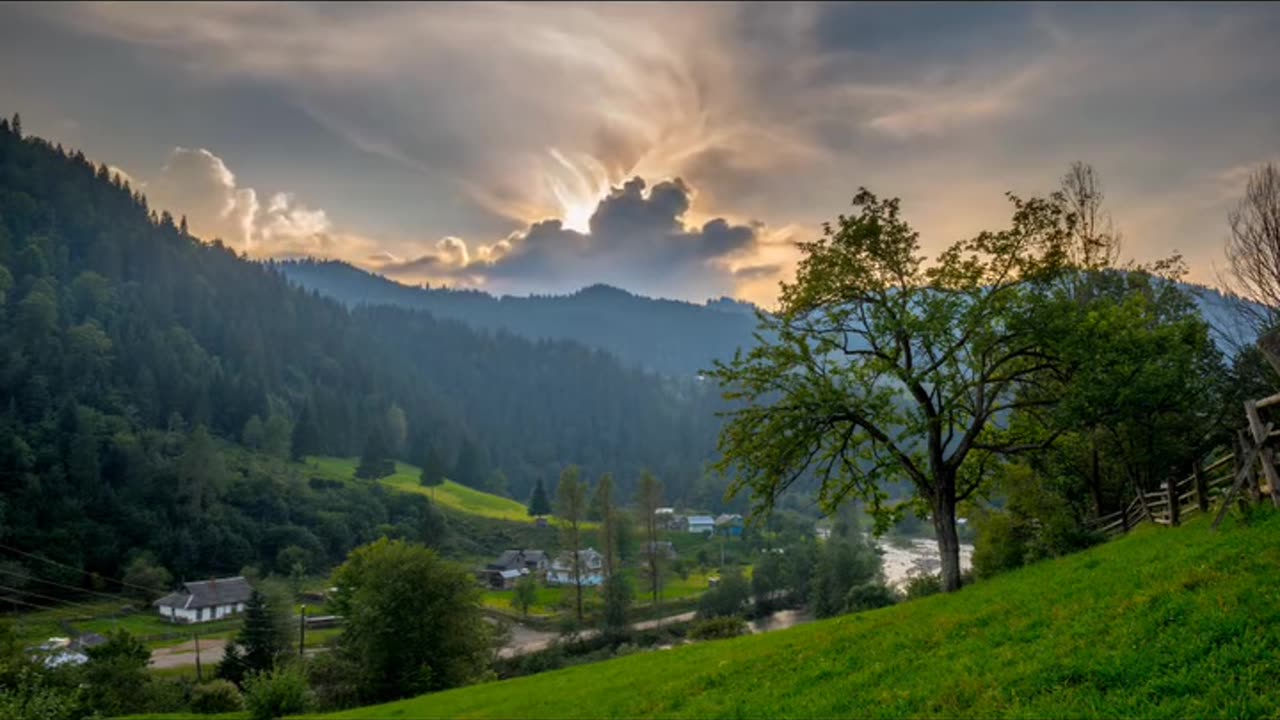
[304,457,534,523]
[326,510,1280,719]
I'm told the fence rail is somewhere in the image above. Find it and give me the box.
[1088,397,1280,538]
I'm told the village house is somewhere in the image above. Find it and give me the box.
[154,576,253,624]
[481,549,549,589]
[644,540,678,560]
[715,513,744,537]
[687,515,716,534]
[546,548,605,586]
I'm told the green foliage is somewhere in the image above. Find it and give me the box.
[707,171,1135,592]
[902,573,943,600]
[972,463,1102,579]
[697,568,750,620]
[601,572,633,639]
[244,664,313,720]
[81,629,151,716]
[635,471,665,606]
[242,414,266,449]
[329,538,492,703]
[688,615,749,641]
[526,478,552,517]
[190,679,244,714]
[419,445,447,488]
[219,584,294,684]
[355,426,395,480]
[330,513,1280,720]
[121,553,172,602]
[556,465,588,621]
[452,439,489,490]
[512,575,539,618]
[844,582,898,612]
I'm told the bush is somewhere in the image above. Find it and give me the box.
[688,616,749,641]
[903,573,942,600]
[190,679,244,714]
[244,665,313,720]
[844,582,898,612]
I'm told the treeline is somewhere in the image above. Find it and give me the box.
[276,258,762,377]
[0,115,731,585]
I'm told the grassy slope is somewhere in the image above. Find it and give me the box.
[303,457,534,523]
[329,511,1280,719]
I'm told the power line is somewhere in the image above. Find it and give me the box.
[0,583,110,615]
[0,541,155,593]
[0,565,135,604]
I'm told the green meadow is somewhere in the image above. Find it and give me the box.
[321,510,1280,719]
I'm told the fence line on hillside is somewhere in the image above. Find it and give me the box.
[1088,394,1280,537]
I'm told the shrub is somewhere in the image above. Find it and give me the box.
[243,665,313,720]
[190,679,244,714]
[688,616,749,641]
[903,572,942,600]
[844,582,898,612]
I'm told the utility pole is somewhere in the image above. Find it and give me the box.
[193,632,202,682]
[298,604,307,657]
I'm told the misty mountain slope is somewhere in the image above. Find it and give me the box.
[275,259,762,377]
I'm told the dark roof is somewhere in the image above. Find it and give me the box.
[154,576,253,610]
[488,549,547,571]
[69,633,107,651]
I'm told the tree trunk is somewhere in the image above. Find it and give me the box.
[931,490,962,593]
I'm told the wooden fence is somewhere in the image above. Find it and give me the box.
[1088,394,1280,537]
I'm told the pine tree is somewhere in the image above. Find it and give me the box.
[219,589,282,681]
[636,470,664,607]
[527,477,552,517]
[355,426,394,480]
[451,438,488,489]
[11,113,20,139]
[290,402,322,461]
[419,444,446,487]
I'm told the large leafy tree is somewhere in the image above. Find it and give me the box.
[329,538,491,703]
[709,183,1098,591]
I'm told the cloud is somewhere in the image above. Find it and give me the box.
[142,147,375,261]
[372,176,766,300]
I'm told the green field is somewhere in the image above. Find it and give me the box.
[325,510,1280,719]
[303,457,536,523]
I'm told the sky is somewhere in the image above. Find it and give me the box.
[1,1,1277,307]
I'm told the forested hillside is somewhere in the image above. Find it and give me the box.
[276,259,761,377]
[0,118,729,584]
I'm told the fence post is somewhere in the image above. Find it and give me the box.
[299,604,307,657]
[1193,461,1209,513]
[194,632,202,682]
[1165,477,1180,527]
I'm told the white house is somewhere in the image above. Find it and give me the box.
[154,576,253,624]
[546,548,605,586]
[687,515,716,534]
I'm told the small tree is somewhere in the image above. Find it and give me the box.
[329,538,491,703]
[697,568,750,620]
[635,471,664,606]
[527,478,552,517]
[121,554,172,603]
[594,473,617,577]
[82,630,151,716]
[601,572,633,640]
[512,575,538,618]
[243,664,313,720]
[555,466,588,622]
[1224,162,1280,331]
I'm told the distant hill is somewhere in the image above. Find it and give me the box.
[275,259,763,377]
[327,511,1280,719]
[278,261,1261,381]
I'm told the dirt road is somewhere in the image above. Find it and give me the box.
[149,638,226,670]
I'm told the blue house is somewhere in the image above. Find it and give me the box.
[715,514,744,537]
